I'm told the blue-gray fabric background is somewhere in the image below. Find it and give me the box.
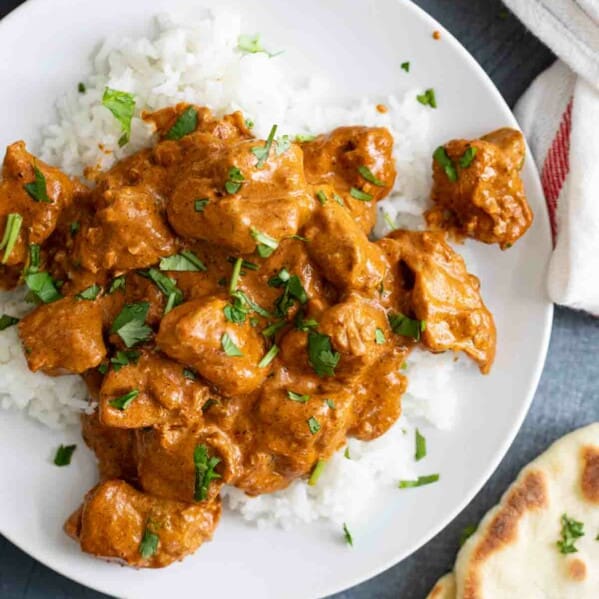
[0,1,597,598]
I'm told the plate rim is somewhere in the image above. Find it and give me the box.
[0,0,554,597]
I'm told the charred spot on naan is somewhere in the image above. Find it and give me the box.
[425,572,456,599]
[580,445,599,504]
[566,557,587,582]
[461,469,548,599]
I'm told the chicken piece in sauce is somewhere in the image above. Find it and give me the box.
[379,230,496,373]
[0,102,518,569]
[427,127,532,248]
[302,126,396,234]
[64,479,220,568]
[19,297,106,375]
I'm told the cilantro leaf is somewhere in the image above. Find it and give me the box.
[0,314,19,330]
[24,272,62,304]
[251,124,277,168]
[388,312,426,340]
[53,444,76,466]
[139,525,159,559]
[0,213,23,263]
[557,514,585,554]
[433,146,458,182]
[165,106,198,140]
[102,87,135,146]
[159,250,206,272]
[307,331,340,377]
[24,166,50,202]
[111,302,152,348]
[109,389,139,410]
[75,284,101,301]
[193,444,221,501]
[221,332,243,357]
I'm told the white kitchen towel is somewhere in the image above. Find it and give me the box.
[503,0,599,315]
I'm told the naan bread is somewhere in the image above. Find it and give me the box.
[425,572,456,599]
[453,423,599,598]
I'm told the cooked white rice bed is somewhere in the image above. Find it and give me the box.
[0,11,468,529]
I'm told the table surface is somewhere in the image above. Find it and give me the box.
[1,1,597,598]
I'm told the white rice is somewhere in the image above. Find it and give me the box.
[0,11,465,529]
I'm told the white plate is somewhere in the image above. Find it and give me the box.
[0,0,553,597]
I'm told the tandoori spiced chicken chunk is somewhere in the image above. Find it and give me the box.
[427,127,532,248]
[0,102,527,569]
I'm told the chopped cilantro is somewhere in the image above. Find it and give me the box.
[0,213,23,264]
[221,332,243,357]
[416,88,437,108]
[193,444,221,501]
[398,474,439,488]
[102,87,135,146]
[433,146,458,182]
[307,416,321,434]
[53,444,76,466]
[160,250,206,272]
[287,390,310,403]
[165,106,198,140]
[109,389,139,411]
[557,514,585,554]
[388,312,426,341]
[225,166,244,194]
[0,314,19,331]
[349,187,373,202]
[358,165,385,186]
[308,459,326,486]
[110,302,152,348]
[258,344,279,368]
[24,166,50,202]
[415,428,427,461]
[307,331,340,377]
[75,284,101,301]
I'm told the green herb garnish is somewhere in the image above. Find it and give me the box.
[141,269,183,314]
[27,243,40,273]
[24,166,50,202]
[307,331,340,377]
[53,444,76,466]
[160,250,206,272]
[0,314,19,330]
[416,88,437,108]
[325,398,336,409]
[102,87,135,146]
[194,198,209,212]
[349,187,373,202]
[557,514,585,554]
[343,523,353,546]
[221,332,243,357]
[109,389,139,410]
[459,146,478,168]
[0,213,23,264]
[415,428,426,461]
[433,146,458,182]
[374,328,386,344]
[24,272,62,304]
[193,444,221,501]
[251,124,277,168]
[344,447,351,459]
[295,133,316,143]
[398,474,439,488]
[139,525,159,559]
[287,390,310,403]
[78,82,86,93]
[110,350,141,372]
[237,34,280,57]
[262,320,287,338]
[316,190,328,205]
[276,134,291,155]
[109,275,126,294]
[69,221,80,236]
[165,106,198,140]
[251,228,278,258]
[258,344,279,368]
[401,61,410,72]
[225,166,244,194]
[229,257,243,294]
[308,459,326,486]
[75,284,101,301]
[307,416,321,434]
[110,302,152,348]
[388,312,426,340]
[358,165,385,186]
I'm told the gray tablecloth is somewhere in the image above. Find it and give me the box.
[1,1,597,598]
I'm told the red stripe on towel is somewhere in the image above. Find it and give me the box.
[540,99,572,245]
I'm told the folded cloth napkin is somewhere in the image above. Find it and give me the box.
[503,0,599,315]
